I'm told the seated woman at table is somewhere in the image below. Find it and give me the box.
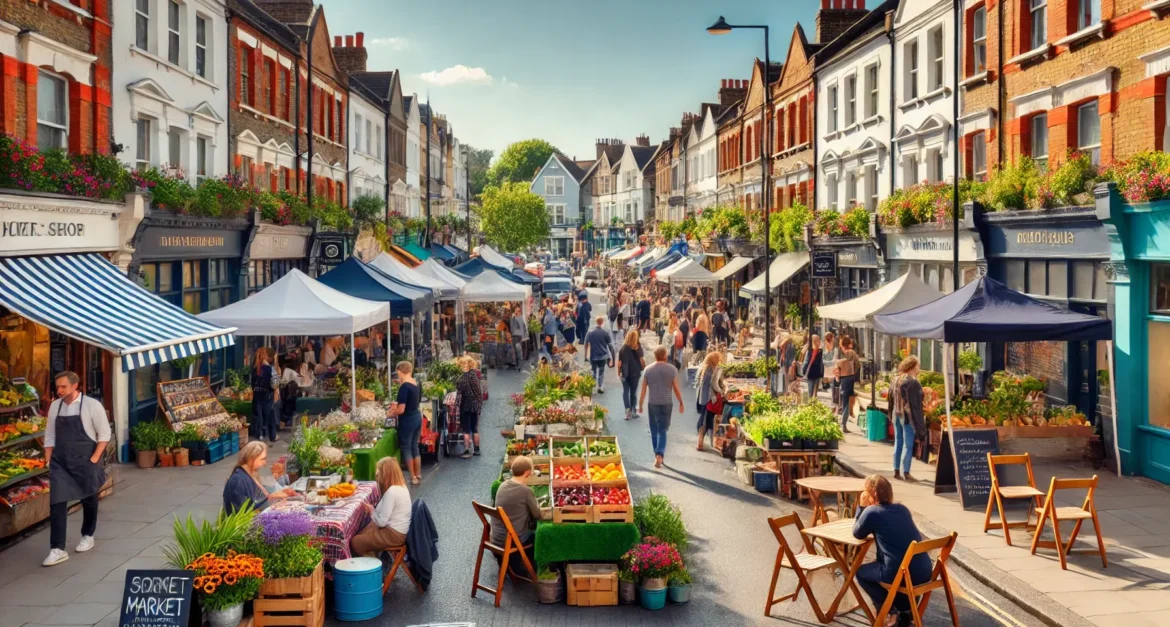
[853,474,933,627]
[222,441,296,514]
[351,457,412,557]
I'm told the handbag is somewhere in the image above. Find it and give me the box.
[705,392,725,415]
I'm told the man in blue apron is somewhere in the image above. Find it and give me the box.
[43,371,110,567]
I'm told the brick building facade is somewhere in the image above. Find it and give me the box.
[771,25,820,210]
[1,0,113,156]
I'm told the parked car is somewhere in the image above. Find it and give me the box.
[582,267,600,286]
[543,276,574,301]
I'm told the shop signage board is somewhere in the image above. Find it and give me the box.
[835,245,878,267]
[887,232,980,262]
[318,234,347,265]
[0,196,122,256]
[985,222,1109,259]
[138,227,245,260]
[811,251,837,279]
[935,428,1000,510]
[117,569,194,627]
[250,225,312,260]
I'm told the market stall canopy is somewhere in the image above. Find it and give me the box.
[872,276,1113,342]
[477,245,516,270]
[453,258,538,289]
[367,253,457,299]
[316,257,433,317]
[602,247,624,258]
[611,246,644,262]
[415,258,468,288]
[628,247,661,267]
[643,250,683,276]
[667,239,690,257]
[198,268,389,336]
[655,258,718,284]
[738,252,809,298]
[429,243,456,261]
[403,241,431,262]
[459,270,533,316]
[712,255,757,281]
[817,271,944,328]
[387,244,421,267]
[0,254,237,372]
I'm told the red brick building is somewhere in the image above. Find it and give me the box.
[771,25,820,210]
[0,0,113,155]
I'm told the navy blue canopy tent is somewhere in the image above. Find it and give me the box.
[429,243,456,262]
[317,257,433,318]
[453,258,542,295]
[643,250,683,277]
[872,276,1111,342]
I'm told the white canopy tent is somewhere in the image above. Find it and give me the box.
[198,269,391,409]
[712,255,756,281]
[459,270,534,316]
[367,253,457,299]
[738,252,809,297]
[629,246,662,267]
[655,257,718,285]
[816,271,943,327]
[611,246,644,262]
[476,245,517,270]
[415,258,468,290]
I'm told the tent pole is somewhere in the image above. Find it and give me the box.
[350,332,357,411]
[942,341,958,470]
[871,327,877,413]
[386,326,392,395]
[1106,340,1121,478]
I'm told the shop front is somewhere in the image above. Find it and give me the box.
[981,206,1111,423]
[809,237,881,358]
[127,212,251,428]
[882,221,984,373]
[243,221,314,360]
[1099,184,1170,483]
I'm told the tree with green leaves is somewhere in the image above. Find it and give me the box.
[464,146,494,199]
[475,182,549,252]
[486,139,559,186]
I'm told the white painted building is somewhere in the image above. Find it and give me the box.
[348,86,387,205]
[452,136,467,213]
[404,95,422,218]
[893,0,957,189]
[687,106,720,213]
[815,10,893,212]
[114,0,229,182]
[602,142,657,226]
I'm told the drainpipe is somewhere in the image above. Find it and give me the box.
[997,0,1005,167]
[305,18,316,203]
[888,13,897,198]
[293,56,301,196]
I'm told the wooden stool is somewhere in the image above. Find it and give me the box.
[875,532,960,627]
[380,545,424,595]
[471,501,537,607]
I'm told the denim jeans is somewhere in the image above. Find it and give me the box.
[50,495,97,550]
[621,375,639,411]
[647,404,672,457]
[839,375,857,427]
[893,420,916,474]
[806,377,822,401]
[857,562,909,613]
[590,360,607,387]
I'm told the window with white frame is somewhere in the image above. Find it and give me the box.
[545,175,564,196]
[929,27,944,91]
[926,148,943,182]
[355,115,363,153]
[1077,101,1101,165]
[625,202,633,223]
[36,71,67,152]
[196,136,208,183]
[365,119,372,155]
[167,128,181,167]
[375,125,382,160]
[865,164,878,211]
[904,154,919,184]
[135,0,150,51]
[865,64,879,119]
[906,40,920,100]
[167,0,181,65]
[846,171,857,206]
[973,7,987,74]
[971,132,987,180]
[136,117,153,170]
[1076,0,1100,31]
[1030,0,1047,51]
[195,15,209,79]
[845,75,857,127]
[1030,113,1048,169]
[827,174,838,209]
[828,83,839,133]
[549,204,566,224]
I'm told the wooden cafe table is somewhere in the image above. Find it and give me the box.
[796,476,868,526]
[800,518,876,624]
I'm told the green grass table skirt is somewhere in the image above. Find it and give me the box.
[534,520,640,569]
[351,428,400,480]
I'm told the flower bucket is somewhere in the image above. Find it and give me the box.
[619,580,637,604]
[639,586,667,610]
[536,570,563,604]
[158,452,175,467]
[668,582,692,603]
[174,448,189,467]
[204,603,243,627]
[641,577,667,591]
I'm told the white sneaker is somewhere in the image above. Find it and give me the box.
[43,548,69,566]
[76,536,95,553]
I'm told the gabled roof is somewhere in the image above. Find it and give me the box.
[404,95,414,110]
[631,145,657,173]
[776,24,822,90]
[574,159,596,174]
[228,0,301,53]
[351,71,394,98]
[348,74,388,112]
[553,153,591,183]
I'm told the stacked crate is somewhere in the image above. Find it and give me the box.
[549,436,633,523]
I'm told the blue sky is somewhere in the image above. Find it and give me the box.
[319,0,818,162]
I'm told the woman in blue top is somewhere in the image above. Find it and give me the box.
[389,361,423,485]
[853,474,933,627]
[222,441,295,513]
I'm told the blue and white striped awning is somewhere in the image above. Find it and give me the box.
[0,254,238,372]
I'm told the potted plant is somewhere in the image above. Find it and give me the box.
[173,424,192,467]
[618,568,637,605]
[156,427,178,467]
[535,565,563,604]
[242,509,325,616]
[668,568,692,603]
[161,504,258,627]
[131,421,160,469]
[621,538,684,610]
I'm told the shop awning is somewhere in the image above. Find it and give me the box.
[628,247,661,267]
[0,254,237,371]
[712,255,756,281]
[738,252,809,298]
[816,271,943,328]
[403,241,432,262]
[611,246,644,262]
[387,244,420,267]
[367,253,457,299]
[602,247,623,258]
[655,258,718,285]
[644,251,682,276]
[429,244,456,261]
[459,270,533,316]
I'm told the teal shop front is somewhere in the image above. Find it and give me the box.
[1099,184,1170,484]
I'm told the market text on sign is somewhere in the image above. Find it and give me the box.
[1016,231,1075,245]
[1,222,86,237]
[124,595,185,619]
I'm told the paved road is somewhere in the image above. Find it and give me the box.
[363,288,1041,627]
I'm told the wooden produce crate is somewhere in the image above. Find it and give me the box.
[551,454,590,522]
[0,491,50,538]
[548,436,586,459]
[566,563,619,607]
[590,479,633,523]
[584,435,621,465]
[254,562,325,627]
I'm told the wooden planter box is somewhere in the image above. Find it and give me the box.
[995,425,1096,462]
[254,562,324,627]
[0,491,50,538]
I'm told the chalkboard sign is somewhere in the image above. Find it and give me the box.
[118,570,194,627]
[811,251,837,279]
[935,428,1000,510]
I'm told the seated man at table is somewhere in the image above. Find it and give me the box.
[492,456,549,547]
[853,475,933,627]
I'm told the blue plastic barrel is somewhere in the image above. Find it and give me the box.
[333,557,383,621]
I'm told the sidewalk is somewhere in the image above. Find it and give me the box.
[835,423,1170,627]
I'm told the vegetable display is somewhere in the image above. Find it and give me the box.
[553,464,586,481]
[553,486,591,507]
[587,440,617,456]
[743,400,843,445]
[592,486,630,505]
[554,440,585,457]
[588,462,624,482]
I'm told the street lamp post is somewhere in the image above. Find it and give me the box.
[708,16,774,393]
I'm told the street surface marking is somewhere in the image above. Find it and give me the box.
[954,578,1028,627]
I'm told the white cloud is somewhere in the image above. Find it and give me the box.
[499,75,520,89]
[418,65,495,87]
[368,37,409,51]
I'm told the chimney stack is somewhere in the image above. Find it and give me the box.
[635,134,650,147]
[334,35,341,46]
[332,32,369,74]
[356,32,364,47]
[817,0,869,44]
[718,78,748,106]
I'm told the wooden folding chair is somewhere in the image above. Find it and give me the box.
[1030,475,1107,570]
[380,545,424,595]
[764,513,841,621]
[470,501,537,607]
[983,452,1046,545]
[875,532,960,627]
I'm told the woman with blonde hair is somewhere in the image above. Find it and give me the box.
[695,351,725,451]
[667,313,683,369]
[455,356,483,458]
[891,356,925,482]
[351,457,412,557]
[250,347,279,443]
[388,361,423,484]
[616,329,646,420]
[222,441,294,513]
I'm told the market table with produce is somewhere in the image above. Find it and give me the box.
[266,480,380,576]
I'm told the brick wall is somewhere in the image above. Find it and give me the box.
[228,20,298,189]
[1007,341,1068,401]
